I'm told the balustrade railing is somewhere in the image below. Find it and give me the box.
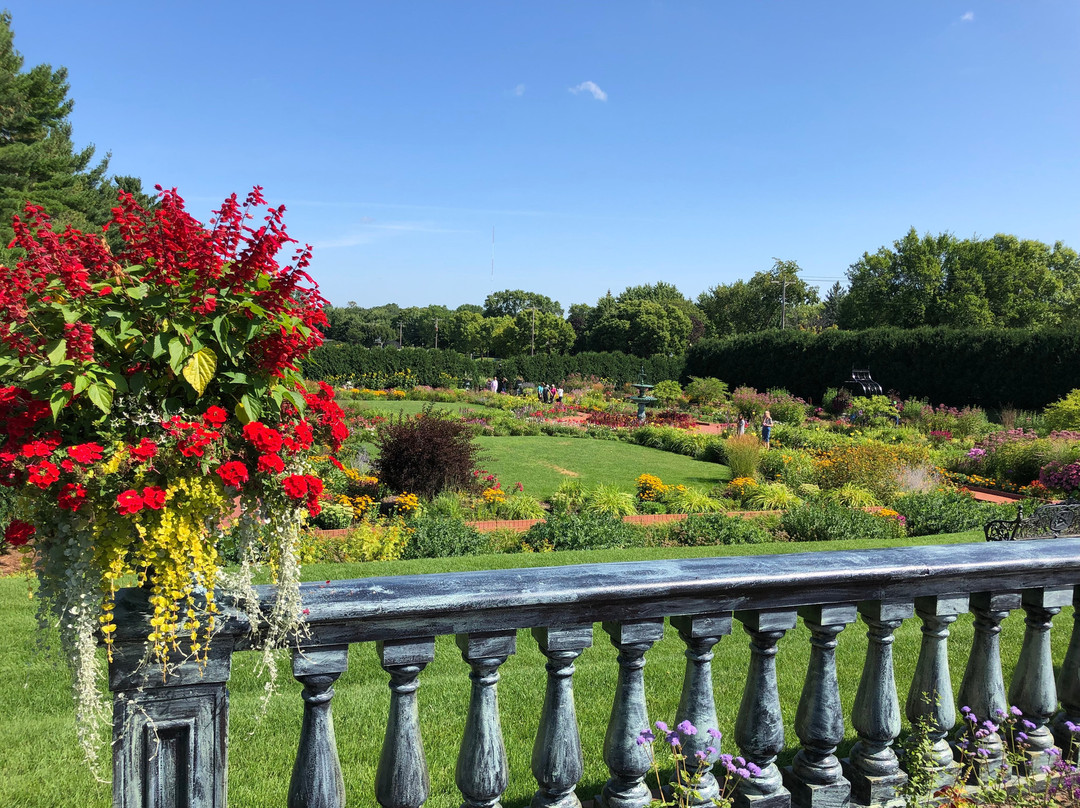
[108,539,1080,808]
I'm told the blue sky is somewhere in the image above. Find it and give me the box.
[5,2,1079,309]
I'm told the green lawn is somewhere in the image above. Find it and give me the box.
[343,398,502,418]
[475,435,731,499]
[2,530,1074,808]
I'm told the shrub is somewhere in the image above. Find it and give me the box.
[759,448,816,487]
[725,434,762,479]
[521,513,644,551]
[583,484,639,517]
[1045,390,1080,433]
[821,483,881,509]
[298,520,412,563]
[781,503,904,543]
[685,376,729,405]
[663,513,773,546]
[652,379,684,406]
[373,406,484,498]
[549,479,587,514]
[427,491,472,520]
[663,486,726,514]
[814,441,929,501]
[745,482,804,511]
[311,501,355,530]
[402,516,490,559]
[725,476,759,505]
[891,491,1017,537]
[498,493,547,520]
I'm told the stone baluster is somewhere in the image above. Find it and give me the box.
[110,636,236,808]
[843,600,913,807]
[783,604,856,808]
[531,626,594,808]
[671,613,733,805]
[289,645,349,808]
[456,631,518,808]
[377,637,436,808]
[733,609,797,808]
[1053,587,1080,761]
[905,595,968,788]
[1008,587,1073,772]
[598,619,666,808]
[956,591,1020,779]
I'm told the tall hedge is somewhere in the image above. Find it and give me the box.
[303,343,686,389]
[684,327,1080,410]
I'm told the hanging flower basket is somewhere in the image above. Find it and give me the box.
[0,187,347,764]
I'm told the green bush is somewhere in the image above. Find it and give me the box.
[781,503,904,542]
[663,513,773,547]
[1044,389,1080,432]
[685,376,728,405]
[890,491,1017,537]
[498,493,547,520]
[583,484,638,517]
[759,448,816,487]
[311,502,354,530]
[549,479,586,515]
[652,379,684,406]
[403,516,490,559]
[521,513,644,552]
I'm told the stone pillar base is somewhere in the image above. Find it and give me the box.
[841,759,906,807]
[732,785,792,808]
[782,767,851,808]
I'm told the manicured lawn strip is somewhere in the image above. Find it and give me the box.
[344,399,503,418]
[1,531,1072,807]
[474,435,731,499]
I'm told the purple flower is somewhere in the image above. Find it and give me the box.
[719,754,733,765]
[707,728,722,739]
[636,729,655,745]
[696,750,708,762]
[746,762,762,777]
[1018,732,1029,742]
[736,768,750,778]
[1066,721,1080,734]
[706,746,717,757]
[677,720,697,736]
[1010,706,1023,716]
[655,721,669,733]
[1022,719,1037,730]
[977,748,990,758]
[667,731,680,748]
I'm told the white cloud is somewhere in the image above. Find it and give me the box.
[514,83,525,96]
[961,11,974,21]
[569,80,607,101]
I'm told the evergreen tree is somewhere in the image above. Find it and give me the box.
[0,12,146,258]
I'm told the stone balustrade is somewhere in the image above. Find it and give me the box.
[108,539,1080,808]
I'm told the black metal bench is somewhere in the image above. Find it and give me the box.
[984,497,1080,541]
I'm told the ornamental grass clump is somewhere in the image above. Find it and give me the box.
[0,188,347,766]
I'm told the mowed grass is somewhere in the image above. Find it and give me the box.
[2,530,1076,808]
[474,436,731,499]
[343,398,503,418]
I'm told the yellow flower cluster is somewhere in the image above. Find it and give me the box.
[726,477,759,500]
[394,491,420,515]
[876,508,901,519]
[636,473,669,502]
[298,520,412,563]
[482,487,506,505]
[337,493,375,516]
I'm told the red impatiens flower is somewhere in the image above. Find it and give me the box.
[116,489,144,515]
[242,421,283,454]
[141,486,167,510]
[68,443,104,464]
[27,460,60,489]
[57,483,87,512]
[129,438,158,463]
[216,461,249,488]
[4,520,35,546]
[257,454,285,474]
[203,406,228,427]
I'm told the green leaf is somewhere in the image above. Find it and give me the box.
[61,307,81,324]
[128,372,147,395]
[182,348,218,397]
[126,284,149,300]
[220,371,250,384]
[49,388,72,420]
[168,338,188,374]
[282,387,308,413]
[73,375,90,395]
[235,394,263,425]
[212,315,229,348]
[86,382,114,414]
[151,333,167,359]
[46,339,67,365]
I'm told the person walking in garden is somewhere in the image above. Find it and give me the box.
[761,410,774,448]
[737,415,747,436]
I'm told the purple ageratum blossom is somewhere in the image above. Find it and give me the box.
[1022,719,1037,730]
[667,731,680,748]
[1066,721,1080,733]
[746,762,762,777]
[655,721,669,733]
[636,729,655,745]
[1018,732,1029,742]
[735,768,750,778]
[695,750,708,762]
[718,754,733,766]
[707,728,722,740]
[705,746,717,757]
[1011,706,1023,716]
[677,720,697,736]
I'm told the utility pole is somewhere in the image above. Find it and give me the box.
[434,317,439,350]
[770,275,793,330]
[398,321,403,348]
[530,307,536,356]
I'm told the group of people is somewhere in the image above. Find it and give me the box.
[736,410,775,448]
[535,383,563,404]
[484,377,563,403]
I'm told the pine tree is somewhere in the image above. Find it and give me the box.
[0,12,139,257]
